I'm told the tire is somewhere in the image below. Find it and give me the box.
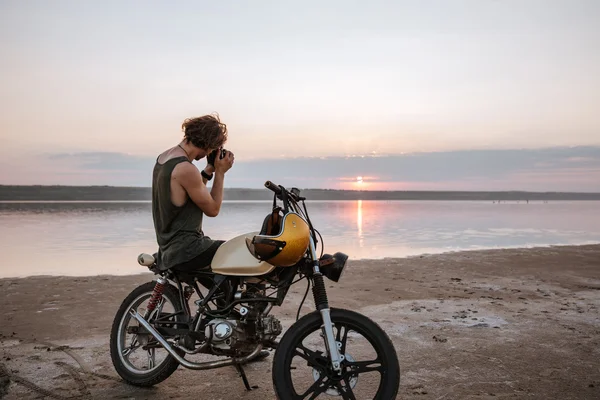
[272,308,400,399]
[109,281,184,387]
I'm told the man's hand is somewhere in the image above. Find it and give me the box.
[207,149,219,167]
[215,150,234,174]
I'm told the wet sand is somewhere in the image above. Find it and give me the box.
[1,245,599,399]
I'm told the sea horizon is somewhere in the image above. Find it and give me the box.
[2,184,600,202]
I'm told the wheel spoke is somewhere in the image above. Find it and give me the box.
[299,374,328,399]
[147,348,155,369]
[147,298,165,321]
[129,334,138,348]
[335,380,357,400]
[343,376,358,399]
[121,345,138,358]
[307,384,328,400]
[121,334,140,358]
[347,359,383,374]
[294,343,325,368]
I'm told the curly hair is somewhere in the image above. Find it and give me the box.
[181,114,228,150]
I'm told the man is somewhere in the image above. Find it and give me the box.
[152,114,233,274]
[151,114,272,361]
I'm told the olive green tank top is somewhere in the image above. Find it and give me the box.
[152,156,213,269]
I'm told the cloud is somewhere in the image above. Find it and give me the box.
[0,152,157,186]
[2,147,600,191]
[47,152,156,171]
[226,146,600,191]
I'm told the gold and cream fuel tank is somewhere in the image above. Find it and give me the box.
[210,232,276,276]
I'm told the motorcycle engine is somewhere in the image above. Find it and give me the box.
[205,314,283,352]
[206,319,245,351]
[258,315,283,342]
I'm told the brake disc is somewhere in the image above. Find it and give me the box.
[312,353,358,396]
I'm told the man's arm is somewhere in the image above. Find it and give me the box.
[201,165,215,185]
[174,163,223,217]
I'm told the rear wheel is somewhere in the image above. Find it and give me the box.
[272,308,400,399]
[109,281,184,387]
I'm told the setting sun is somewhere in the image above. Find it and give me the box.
[356,176,364,184]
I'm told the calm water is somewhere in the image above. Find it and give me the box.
[1,200,600,278]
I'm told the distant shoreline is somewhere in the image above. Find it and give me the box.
[2,184,600,201]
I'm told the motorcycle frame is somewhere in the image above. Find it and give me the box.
[129,185,343,372]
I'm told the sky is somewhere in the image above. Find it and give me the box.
[1,0,599,190]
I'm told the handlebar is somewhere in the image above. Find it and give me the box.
[265,180,313,236]
[264,181,305,202]
[264,180,283,196]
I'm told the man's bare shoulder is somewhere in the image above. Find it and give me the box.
[157,147,180,164]
[172,161,201,184]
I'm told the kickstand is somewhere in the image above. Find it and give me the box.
[234,362,256,391]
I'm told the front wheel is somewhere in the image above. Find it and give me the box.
[273,308,400,399]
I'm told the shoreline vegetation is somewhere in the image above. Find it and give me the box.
[2,185,600,201]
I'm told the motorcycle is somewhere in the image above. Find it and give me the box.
[109,181,400,399]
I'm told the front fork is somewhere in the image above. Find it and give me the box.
[309,238,343,372]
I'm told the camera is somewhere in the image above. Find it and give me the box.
[207,148,228,166]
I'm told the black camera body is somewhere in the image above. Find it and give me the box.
[207,148,227,166]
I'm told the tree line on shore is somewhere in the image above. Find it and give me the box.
[2,185,600,201]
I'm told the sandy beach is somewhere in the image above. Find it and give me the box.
[1,244,599,399]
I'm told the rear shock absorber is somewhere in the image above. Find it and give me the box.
[146,277,167,315]
[312,273,329,311]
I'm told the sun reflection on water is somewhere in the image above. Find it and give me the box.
[357,200,363,246]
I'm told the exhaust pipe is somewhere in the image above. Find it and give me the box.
[129,309,263,370]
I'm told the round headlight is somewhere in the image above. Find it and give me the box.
[320,252,349,282]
